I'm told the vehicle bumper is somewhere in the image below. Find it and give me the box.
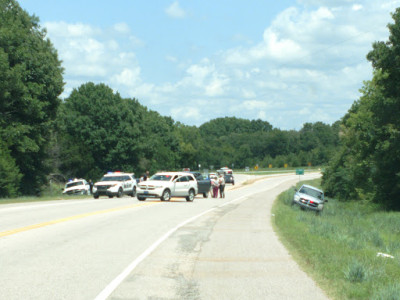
[136,189,163,198]
[294,200,324,211]
[93,186,119,197]
[63,189,88,195]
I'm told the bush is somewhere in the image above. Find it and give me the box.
[0,142,22,198]
[344,260,369,283]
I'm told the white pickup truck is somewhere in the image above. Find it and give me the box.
[136,172,198,202]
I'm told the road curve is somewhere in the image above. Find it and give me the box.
[105,173,329,299]
[0,173,328,300]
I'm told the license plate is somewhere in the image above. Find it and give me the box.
[144,191,149,194]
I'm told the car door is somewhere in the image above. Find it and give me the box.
[123,175,132,191]
[175,176,189,196]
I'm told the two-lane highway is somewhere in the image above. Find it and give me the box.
[0,173,328,299]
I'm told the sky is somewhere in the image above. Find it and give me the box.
[18,0,400,130]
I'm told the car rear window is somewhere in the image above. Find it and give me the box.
[150,174,172,181]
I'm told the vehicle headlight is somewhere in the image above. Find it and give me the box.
[294,194,300,201]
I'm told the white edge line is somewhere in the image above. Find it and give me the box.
[94,194,248,300]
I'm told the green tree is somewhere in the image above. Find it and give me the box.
[0,140,22,197]
[0,0,64,195]
[58,83,141,179]
[323,8,400,209]
[58,83,180,179]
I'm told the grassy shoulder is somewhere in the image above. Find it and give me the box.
[272,179,400,300]
[0,182,91,205]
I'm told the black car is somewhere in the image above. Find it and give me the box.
[217,169,235,185]
[185,171,211,197]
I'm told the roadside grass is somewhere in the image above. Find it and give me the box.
[0,182,91,205]
[235,167,321,175]
[272,179,400,300]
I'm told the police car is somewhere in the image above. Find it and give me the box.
[92,172,137,199]
[63,178,90,195]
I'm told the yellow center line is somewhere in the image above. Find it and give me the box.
[0,201,157,238]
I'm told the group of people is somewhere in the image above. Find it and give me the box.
[211,173,225,198]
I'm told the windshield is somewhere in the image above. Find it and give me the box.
[299,187,324,200]
[100,176,125,182]
[66,181,84,188]
[149,174,173,181]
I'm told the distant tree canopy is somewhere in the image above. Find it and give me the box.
[323,8,400,210]
[0,0,64,196]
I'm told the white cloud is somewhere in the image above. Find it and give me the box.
[242,100,270,110]
[352,4,363,11]
[166,55,178,62]
[165,1,186,18]
[111,68,141,86]
[113,22,130,34]
[171,107,201,121]
[205,75,229,97]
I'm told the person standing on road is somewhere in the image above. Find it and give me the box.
[88,180,93,195]
[211,175,219,198]
[218,173,225,198]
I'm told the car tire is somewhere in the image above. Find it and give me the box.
[93,194,99,199]
[131,187,136,197]
[186,189,195,202]
[137,195,146,201]
[117,188,123,198]
[161,189,171,201]
[108,195,114,198]
[203,191,209,198]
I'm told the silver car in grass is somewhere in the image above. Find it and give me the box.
[293,184,326,212]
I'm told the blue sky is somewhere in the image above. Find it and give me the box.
[18,0,400,129]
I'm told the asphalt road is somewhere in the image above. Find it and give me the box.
[0,173,328,300]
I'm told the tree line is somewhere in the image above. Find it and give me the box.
[0,1,340,198]
[322,8,400,210]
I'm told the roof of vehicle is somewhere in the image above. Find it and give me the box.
[67,178,87,183]
[220,167,232,171]
[300,184,324,194]
[103,172,133,176]
[154,171,195,176]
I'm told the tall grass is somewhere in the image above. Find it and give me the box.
[272,179,400,299]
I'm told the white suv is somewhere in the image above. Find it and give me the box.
[93,172,137,199]
[63,178,90,195]
[136,172,198,202]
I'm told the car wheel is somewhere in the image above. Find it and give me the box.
[203,191,209,198]
[161,189,171,201]
[137,195,146,201]
[117,188,123,198]
[93,194,99,199]
[131,187,136,197]
[186,189,195,202]
[108,195,114,198]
